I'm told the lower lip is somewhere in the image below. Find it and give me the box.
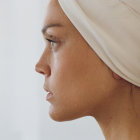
[46,92,53,100]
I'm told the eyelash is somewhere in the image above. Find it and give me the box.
[45,38,58,50]
[46,39,56,44]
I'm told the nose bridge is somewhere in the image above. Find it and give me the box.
[35,49,51,76]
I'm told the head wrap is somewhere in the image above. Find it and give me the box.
[58,0,140,87]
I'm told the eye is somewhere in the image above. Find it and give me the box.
[46,39,57,48]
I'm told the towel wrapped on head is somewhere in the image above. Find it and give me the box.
[58,0,140,87]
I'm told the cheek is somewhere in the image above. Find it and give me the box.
[52,43,93,96]
[51,52,85,102]
[51,43,86,88]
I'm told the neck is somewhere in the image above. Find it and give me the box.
[93,85,140,140]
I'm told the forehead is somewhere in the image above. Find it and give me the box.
[44,0,69,26]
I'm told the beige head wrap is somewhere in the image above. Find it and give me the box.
[58,0,140,87]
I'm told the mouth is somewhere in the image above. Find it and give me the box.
[46,92,53,100]
[43,86,54,101]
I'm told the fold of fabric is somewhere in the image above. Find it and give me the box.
[58,0,140,87]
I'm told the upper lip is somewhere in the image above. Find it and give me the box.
[44,87,50,93]
[43,85,52,94]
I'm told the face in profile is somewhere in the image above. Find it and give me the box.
[35,0,120,122]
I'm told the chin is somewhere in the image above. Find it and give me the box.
[48,106,86,122]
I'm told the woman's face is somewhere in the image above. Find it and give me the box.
[35,0,119,121]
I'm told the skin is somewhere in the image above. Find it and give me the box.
[35,0,140,140]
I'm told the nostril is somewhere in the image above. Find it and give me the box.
[35,64,44,74]
[35,63,51,76]
[39,71,45,75]
[35,68,45,75]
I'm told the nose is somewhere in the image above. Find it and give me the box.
[35,53,51,76]
[35,63,51,76]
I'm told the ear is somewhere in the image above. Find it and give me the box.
[112,71,122,80]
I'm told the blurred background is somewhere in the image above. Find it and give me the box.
[0,0,105,139]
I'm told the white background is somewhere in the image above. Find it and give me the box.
[0,0,105,140]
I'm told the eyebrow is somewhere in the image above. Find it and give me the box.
[41,23,63,35]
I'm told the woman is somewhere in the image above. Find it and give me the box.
[35,0,140,139]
